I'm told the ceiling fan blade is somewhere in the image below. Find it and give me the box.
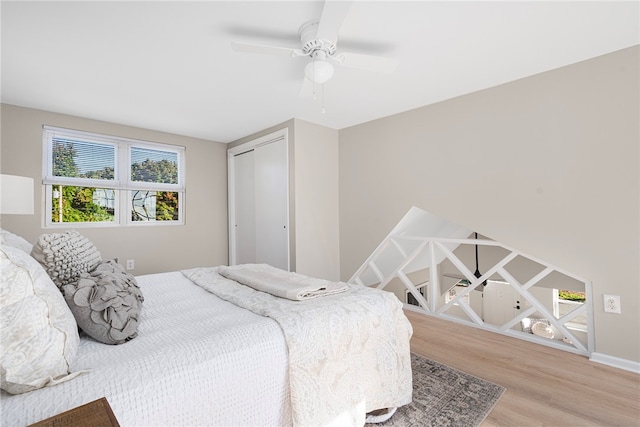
[337,52,398,74]
[224,26,298,45]
[316,0,354,42]
[231,41,301,57]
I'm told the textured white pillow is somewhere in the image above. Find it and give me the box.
[0,245,81,394]
[31,230,102,290]
[0,228,33,254]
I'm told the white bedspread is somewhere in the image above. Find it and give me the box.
[1,271,291,427]
[218,263,348,300]
[183,266,413,427]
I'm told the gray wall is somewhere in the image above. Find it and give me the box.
[1,104,229,275]
[292,119,340,280]
[229,118,341,280]
[338,46,639,362]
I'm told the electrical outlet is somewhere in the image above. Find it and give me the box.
[603,294,621,314]
[126,259,135,270]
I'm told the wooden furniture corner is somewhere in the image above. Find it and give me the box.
[28,397,120,427]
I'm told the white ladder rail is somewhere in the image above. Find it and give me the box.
[348,226,594,356]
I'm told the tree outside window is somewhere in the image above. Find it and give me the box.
[44,126,184,226]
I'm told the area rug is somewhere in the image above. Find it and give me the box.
[367,353,506,427]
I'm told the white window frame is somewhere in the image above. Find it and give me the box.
[553,289,588,333]
[43,126,185,228]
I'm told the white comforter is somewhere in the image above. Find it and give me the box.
[0,271,291,427]
[184,266,413,427]
[2,267,413,427]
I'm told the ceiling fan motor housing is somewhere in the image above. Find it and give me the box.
[303,39,337,56]
[299,20,337,57]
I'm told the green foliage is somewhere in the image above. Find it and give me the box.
[85,167,114,180]
[131,159,177,184]
[130,191,179,222]
[52,142,79,177]
[156,191,179,221]
[558,290,586,302]
[52,144,177,223]
[52,186,114,223]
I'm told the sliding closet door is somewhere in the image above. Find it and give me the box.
[254,138,289,270]
[228,128,290,271]
[233,150,256,265]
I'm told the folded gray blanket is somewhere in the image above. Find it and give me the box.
[218,263,348,301]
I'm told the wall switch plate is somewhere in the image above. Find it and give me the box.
[603,294,621,314]
[126,259,135,270]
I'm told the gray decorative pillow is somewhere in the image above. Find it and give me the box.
[31,230,102,290]
[62,260,144,345]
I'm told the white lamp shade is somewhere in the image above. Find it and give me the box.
[1,174,34,215]
[304,59,335,84]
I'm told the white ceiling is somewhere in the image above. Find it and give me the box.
[2,1,638,143]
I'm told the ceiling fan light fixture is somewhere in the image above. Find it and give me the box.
[305,58,334,84]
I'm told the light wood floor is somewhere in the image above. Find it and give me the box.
[406,310,640,427]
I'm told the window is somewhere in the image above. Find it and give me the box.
[554,289,587,332]
[43,126,185,227]
[406,282,428,307]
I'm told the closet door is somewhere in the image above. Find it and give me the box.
[228,129,289,271]
[233,150,256,265]
[254,138,289,270]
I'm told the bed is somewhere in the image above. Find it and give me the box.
[0,229,413,427]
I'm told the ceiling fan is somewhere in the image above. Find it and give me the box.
[230,0,397,94]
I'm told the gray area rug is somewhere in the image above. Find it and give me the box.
[367,353,506,427]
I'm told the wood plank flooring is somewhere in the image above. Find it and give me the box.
[405,310,640,426]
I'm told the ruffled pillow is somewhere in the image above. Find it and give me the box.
[62,260,144,345]
[31,230,102,290]
[0,245,81,394]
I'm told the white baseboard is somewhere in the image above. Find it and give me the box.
[590,352,640,374]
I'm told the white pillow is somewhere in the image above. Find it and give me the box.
[0,244,81,394]
[531,321,556,339]
[31,230,102,290]
[0,228,33,254]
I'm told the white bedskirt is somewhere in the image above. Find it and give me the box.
[0,271,291,427]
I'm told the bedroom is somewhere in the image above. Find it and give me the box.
[1,1,639,426]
